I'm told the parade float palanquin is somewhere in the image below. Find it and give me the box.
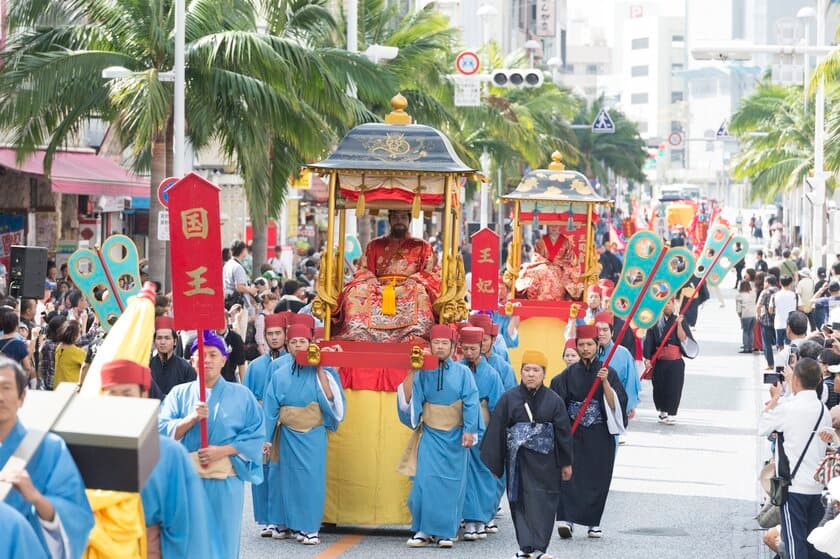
[301,95,475,525]
[502,153,611,378]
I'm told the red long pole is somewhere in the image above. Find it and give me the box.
[94,246,125,312]
[197,333,209,448]
[571,246,669,434]
[640,234,734,380]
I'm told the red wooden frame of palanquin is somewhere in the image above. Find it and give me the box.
[294,340,440,391]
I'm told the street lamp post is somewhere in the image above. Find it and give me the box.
[174,0,185,176]
[477,4,498,231]
[812,0,828,268]
[524,39,541,68]
[691,0,832,267]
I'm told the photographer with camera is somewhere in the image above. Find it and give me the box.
[760,358,833,559]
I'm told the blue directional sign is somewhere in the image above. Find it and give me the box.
[592,108,615,134]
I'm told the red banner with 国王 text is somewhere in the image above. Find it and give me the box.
[167,173,226,331]
[470,228,500,311]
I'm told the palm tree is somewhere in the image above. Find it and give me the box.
[0,0,385,281]
[568,95,647,187]
[728,82,820,202]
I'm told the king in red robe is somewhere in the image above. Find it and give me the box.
[515,224,584,301]
[334,210,441,342]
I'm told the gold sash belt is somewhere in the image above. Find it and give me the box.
[188,454,236,479]
[270,402,324,462]
[397,400,463,477]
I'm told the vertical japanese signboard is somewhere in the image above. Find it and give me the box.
[167,173,225,330]
[470,227,500,311]
[536,0,555,37]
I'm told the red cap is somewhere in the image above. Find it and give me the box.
[585,284,603,299]
[598,279,615,298]
[155,316,175,333]
[564,339,577,351]
[101,359,151,391]
[468,314,494,332]
[430,324,457,341]
[264,313,288,329]
[490,324,499,336]
[459,327,484,345]
[313,327,324,340]
[286,324,312,341]
[594,311,614,326]
[287,313,315,329]
[576,325,598,341]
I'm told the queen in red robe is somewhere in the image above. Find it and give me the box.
[333,211,441,342]
[515,224,584,301]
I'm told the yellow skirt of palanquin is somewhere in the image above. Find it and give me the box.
[507,316,569,385]
[324,389,413,525]
[83,490,146,559]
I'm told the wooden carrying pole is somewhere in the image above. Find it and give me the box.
[570,246,669,434]
[641,234,734,380]
[197,333,208,448]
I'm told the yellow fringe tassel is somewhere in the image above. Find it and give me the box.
[382,279,397,315]
[411,192,421,219]
[356,191,366,217]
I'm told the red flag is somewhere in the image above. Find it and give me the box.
[470,228,500,311]
[167,173,226,331]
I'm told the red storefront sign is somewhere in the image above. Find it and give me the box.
[470,227,500,311]
[167,173,225,331]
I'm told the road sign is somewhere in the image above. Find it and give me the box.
[157,177,179,208]
[716,122,730,139]
[157,210,170,241]
[455,51,481,76]
[668,131,684,147]
[592,108,615,134]
[453,75,482,107]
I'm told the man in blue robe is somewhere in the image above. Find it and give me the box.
[458,327,503,542]
[159,331,265,559]
[263,323,345,545]
[0,357,93,559]
[242,312,288,538]
[470,315,517,391]
[0,501,48,559]
[594,312,640,420]
[397,324,480,548]
[98,358,211,559]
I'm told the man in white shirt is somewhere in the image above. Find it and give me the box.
[759,358,832,559]
[770,275,799,351]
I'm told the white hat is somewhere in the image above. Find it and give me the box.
[799,268,811,278]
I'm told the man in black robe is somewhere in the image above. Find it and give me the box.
[481,350,573,559]
[149,316,196,399]
[642,299,698,424]
[551,324,627,539]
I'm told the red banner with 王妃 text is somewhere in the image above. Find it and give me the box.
[470,228,500,311]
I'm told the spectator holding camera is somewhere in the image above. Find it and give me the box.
[759,358,832,559]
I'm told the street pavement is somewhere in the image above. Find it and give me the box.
[240,283,767,558]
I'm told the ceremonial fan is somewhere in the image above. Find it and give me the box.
[67,234,142,332]
[639,224,748,380]
[570,225,746,434]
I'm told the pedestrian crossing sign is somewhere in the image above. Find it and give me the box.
[716,122,730,139]
[591,108,615,134]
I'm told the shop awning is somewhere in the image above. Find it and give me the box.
[0,148,149,197]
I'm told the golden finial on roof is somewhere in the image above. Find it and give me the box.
[548,151,565,171]
[385,93,412,125]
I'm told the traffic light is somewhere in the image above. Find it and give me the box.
[491,69,544,88]
[657,143,667,157]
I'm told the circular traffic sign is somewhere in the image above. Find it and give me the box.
[157,177,179,208]
[668,131,684,147]
[455,51,481,76]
